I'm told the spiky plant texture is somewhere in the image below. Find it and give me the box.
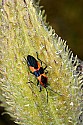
[0,0,83,125]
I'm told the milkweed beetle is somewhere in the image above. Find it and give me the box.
[25,52,61,102]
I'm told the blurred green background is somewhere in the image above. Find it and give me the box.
[0,0,83,125]
[40,0,83,60]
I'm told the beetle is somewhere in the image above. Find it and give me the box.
[25,52,61,102]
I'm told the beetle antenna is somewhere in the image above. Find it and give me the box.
[24,57,27,61]
[47,86,62,96]
[46,88,48,103]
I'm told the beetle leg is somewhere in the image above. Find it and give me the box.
[39,85,42,92]
[37,80,39,86]
[36,52,42,65]
[36,52,47,70]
